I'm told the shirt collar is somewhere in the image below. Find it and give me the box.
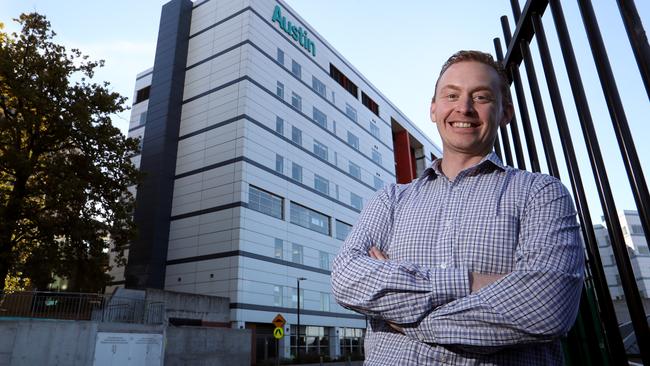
[422,151,507,180]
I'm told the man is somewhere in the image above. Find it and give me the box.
[331,50,584,365]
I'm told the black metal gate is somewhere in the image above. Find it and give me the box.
[492,0,649,364]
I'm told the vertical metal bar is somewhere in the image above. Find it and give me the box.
[577,1,650,363]
[617,0,650,100]
[501,16,541,172]
[510,0,522,21]
[494,134,504,160]
[494,36,527,169]
[493,38,515,167]
[532,9,627,363]
[519,34,560,177]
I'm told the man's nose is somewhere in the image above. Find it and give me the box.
[455,95,476,114]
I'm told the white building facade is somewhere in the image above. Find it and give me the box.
[113,0,441,362]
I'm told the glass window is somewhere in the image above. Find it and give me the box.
[292,243,304,264]
[291,92,302,111]
[345,104,357,122]
[314,174,329,195]
[332,120,337,134]
[276,116,284,135]
[277,48,284,65]
[276,154,284,174]
[347,132,359,150]
[320,292,330,311]
[276,81,284,99]
[290,202,331,235]
[372,148,382,165]
[291,126,302,146]
[370,122,380,138]
[349,162,361,179]
[138,111,147,126]
[631,225,645,235]
[350,193,363,211]
[274,238,283,259]
[274,285,283,307]
[335,220,352,241]
[135,86,150,104]
[292,163,303,182]
[313,140,328,161]
[249,186,283,219]
[313,107,327,129]
[291,287,304,308]
[374,176,384,190]
[319,251,330,270]
[291,60,302,79]
[312,76,326,97]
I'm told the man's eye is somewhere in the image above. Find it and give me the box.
[445,94,459,101]
[472,94,493,104]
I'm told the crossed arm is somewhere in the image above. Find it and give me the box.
[331,177,584,352]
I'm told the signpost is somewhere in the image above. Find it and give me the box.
[272,314,286,366]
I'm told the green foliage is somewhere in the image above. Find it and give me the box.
[0,13,141,292]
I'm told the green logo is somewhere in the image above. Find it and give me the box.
[272,5,316,57]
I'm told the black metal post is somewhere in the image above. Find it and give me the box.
[531,8,626,363]
[577,1,650,363]
[493,38,514,167]
[296,277,306,361]
[501,16,540,172]
[494,134,504,161]
[617,0,650,100]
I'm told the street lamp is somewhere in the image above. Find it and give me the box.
[296,277,307,361]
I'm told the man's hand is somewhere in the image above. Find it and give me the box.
[470,272,507,293]
[368,246,404,333]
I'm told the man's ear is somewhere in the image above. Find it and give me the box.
[430,99,437,123]
[500,102,514,127]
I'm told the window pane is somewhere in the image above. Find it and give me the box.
[335,220,352,241]
[274,238,283,259]
[292,163,303,182]
[249,186,283,219]
[291,126,302,146]
[372,149,382,165]
[290,202,330,235]
[320,292,330,311]
[347,132,359,150]
[370,122,380,138]
[312,76,326,97]
[349,162,361,179]
[291,60,302,79]
[276,48,284,65]
[313,107,327,129]
[274,285,283,306]
[276,117,284,135]
[276,81,284,99]
[276,154,284,174]
[292,243,303,264]
[291,92,302,111]
[374,176,384,190]
[319,251,330,270]
[138,111,147,126]
[350,193,363,211]
[313,141,328,161]
[345,104,357,122]
[314,174,329,195]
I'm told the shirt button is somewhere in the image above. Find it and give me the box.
[440,263,447,269]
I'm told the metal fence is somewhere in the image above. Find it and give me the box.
[0,291,164,324]
[492,0,649,365]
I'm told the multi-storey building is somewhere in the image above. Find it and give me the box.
[109,0,441,362]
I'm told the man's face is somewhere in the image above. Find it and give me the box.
[431,61,512,158]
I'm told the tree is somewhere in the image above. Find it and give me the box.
[0,13,141,292]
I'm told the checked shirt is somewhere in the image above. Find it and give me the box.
[331,152,584,365]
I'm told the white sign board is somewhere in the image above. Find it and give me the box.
[93,332,163,366]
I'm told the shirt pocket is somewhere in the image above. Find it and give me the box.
[455,213,520,274]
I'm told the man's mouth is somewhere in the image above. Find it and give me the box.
[449,121,479,128]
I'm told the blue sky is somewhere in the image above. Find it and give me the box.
[1,0,648,223]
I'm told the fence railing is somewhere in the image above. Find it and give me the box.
[0,291,164,324]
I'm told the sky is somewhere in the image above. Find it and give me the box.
[1,0,648,224]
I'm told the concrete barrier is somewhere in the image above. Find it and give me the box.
[165,326,251,366]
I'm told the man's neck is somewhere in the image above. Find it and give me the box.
[439,153,489,180]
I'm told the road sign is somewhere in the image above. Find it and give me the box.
[272,313,286,328]
[273,327,284,339]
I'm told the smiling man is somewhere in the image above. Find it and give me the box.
[331,50,584,365]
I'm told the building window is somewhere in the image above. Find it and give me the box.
[313,107,327,129]
[277,48,284,66]
[340,328,365,357]
[292,163,303,182]
[320,292,330,311]
[274,285,283,307]
[276,81,284,99]
[372,148,382,165]
[332,120,337,134]
[291,126,302,146]
[638,246,650,255]
[312,76,326,97]
[335,220,352,241]
[292,243,304,264]
[345,104,357,122]
[631,225,645,235]
[138,111,147,126]
[319,251,330,270]
[291,60,302,79]
[350,193,363,211]
[135,86,150,104]
[291,288,304,309]
[313,140,328,161]
[274,238,284,259]
[276,154,284,174]
[374,176,384,190]
[291,92,302,111]
[347,132,359,150]
[276,116,284,135]
[314,174,329,195]
[249,185,283,219]
[349,162,361,179]
[370,121,380,138]
[362,91,379,116]
[290,202,331,236]
[329,63,358,98]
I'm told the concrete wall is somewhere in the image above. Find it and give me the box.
[145,288,230,323]
[165,326,251,366]
[0,319,97,366]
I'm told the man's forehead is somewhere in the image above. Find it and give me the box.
[436,61,501,90]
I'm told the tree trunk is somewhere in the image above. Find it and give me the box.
[0,174,29,292]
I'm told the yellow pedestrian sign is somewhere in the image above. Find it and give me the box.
[273,326,284,339]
